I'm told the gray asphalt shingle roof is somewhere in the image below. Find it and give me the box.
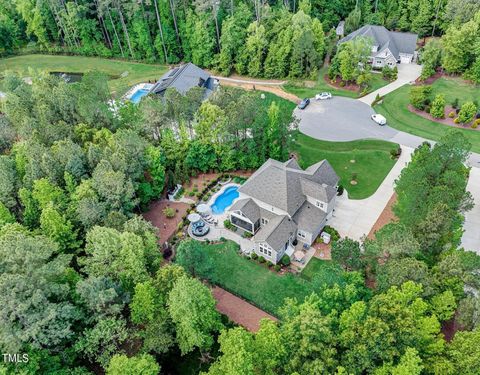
[149,62,215,96]
[254,215,296,250]
[338,25,417,60]
[292,201,327,234]
[238,159,339,217]
[229,198,261,223]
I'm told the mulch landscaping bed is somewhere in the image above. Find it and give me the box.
[183,171,254,202]
[143,200,190,246]
[367,193,398,240]
[212,286,277,332]
[408,104,478,131]
[324,74,361,93]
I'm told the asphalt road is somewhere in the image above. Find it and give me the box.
[296,97,414,143]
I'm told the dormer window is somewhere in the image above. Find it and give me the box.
[316,201,325,209]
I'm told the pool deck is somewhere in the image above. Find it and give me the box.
[123,82,154,100]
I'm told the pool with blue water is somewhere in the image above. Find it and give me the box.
[130,88,150,104]
[210,186,239,214]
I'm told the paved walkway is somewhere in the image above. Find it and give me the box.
[462,167,480,252]
[212,287,277,332]
[328,146,414,240]
[359,63,422,105]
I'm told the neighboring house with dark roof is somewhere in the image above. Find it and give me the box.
[149,62,218,97]
[338,25,418,68]
[228,158,339,264]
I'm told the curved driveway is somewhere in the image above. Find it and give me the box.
[294,96,480,253]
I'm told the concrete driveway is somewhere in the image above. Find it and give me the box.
[294,92,480,253]
[327,146,413,240]
[462,167,480,252]
[359,63,422,105]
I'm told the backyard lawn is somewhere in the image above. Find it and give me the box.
[0,54,168,97]
[284,66,389,99]
[199,241,346,315]
[375,77,480,153]
[292,133,399,199]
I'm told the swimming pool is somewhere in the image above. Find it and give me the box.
[129,88,150,104]
[210,186,239,214]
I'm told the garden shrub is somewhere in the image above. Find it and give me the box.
[323,225,340,242]
[448,111,455,118]
[337,185,344,196]
[472,122,478,129]
[430,94,446,119]
[382,66,397,81]
[390,146,402,159]
[274,264,281,272]
[163,207,175,218]
[458,102,477,123]
[251,252,258,260]
[267,261,273,268]
[259,256,266,263]
[409,85,432,110]
[371,93,382,106]
[223,220,233,230]
[451,98,459,109]
[280,254,291,266]
[339,81,345,87]
[454,117,460,124]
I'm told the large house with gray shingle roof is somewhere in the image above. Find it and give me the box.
[228,158,339,264]
[338,25,418,68]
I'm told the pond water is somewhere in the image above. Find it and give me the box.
[50,72,84,83]
[210,186,239,215]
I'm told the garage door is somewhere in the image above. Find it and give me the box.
[400,55,412,64]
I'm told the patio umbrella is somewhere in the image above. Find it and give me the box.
[197,204,211,215]
[187,213,201,223]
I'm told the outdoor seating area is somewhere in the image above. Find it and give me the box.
[191,220,210,237]
[197,203,219,224]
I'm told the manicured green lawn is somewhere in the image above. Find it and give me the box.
[201,241,345,315]
[292,133,399,199]
[300,257,345,284]
[0,54,168,97]
[375,78,480,153]
[284,66,389,99]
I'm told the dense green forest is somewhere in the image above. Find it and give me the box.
[420,11,480,83]
[2,0,480,78]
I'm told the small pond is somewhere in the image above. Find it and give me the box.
[50,72,84,83]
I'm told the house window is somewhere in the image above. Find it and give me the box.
[259,244,271,258]
[298,230,306,239]
[315,201,325,209]
[376,60,382,64]
[261,218,269,225]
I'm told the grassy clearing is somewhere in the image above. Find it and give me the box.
[0,54,168,97]
[375,78,480,153]
[292,133,398,199]
[284,66,389,99]
[201,241,345,316]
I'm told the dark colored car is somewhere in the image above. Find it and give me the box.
[297,98,310,109]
